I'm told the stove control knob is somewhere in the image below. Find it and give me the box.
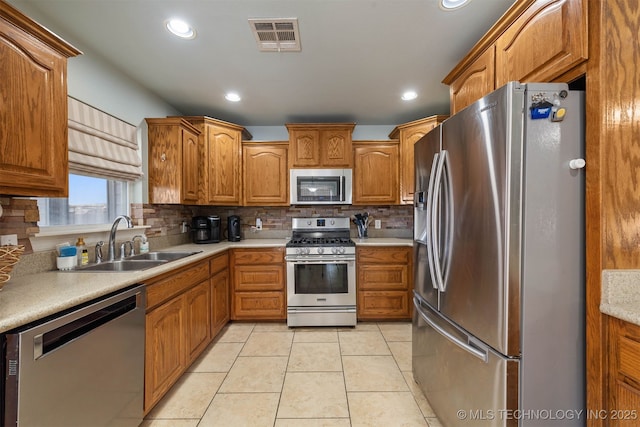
[303,247,311,255]
[331,247,339,254]
[317,247,324,254]
[330,219,335,225]
[307,220,312,226]
[338,247,346,254]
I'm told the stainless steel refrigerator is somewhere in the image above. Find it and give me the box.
[412,82,585,426]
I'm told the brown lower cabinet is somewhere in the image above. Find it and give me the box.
[211,252,230,337]
[607,316,640,426]
[356,246,412,320]
[230,247,286,320]
[144,254,229,414]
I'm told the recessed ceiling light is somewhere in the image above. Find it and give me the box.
[440,0,472,11]
[401,91,418,101]
[225,92,241,102]
[166,18,196,39]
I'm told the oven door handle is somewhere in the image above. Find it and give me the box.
[285,259,355,264]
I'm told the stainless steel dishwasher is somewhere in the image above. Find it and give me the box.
[1,284,146,427]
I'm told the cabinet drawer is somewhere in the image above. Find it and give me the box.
[232,247,284,264]
[358,265,408,291]
[357,247,411,264]
[234,264,284,291]
[358,291,410,319]
[210,251,229,275]
[233,292,286,319]
[619,335,640,385]
[146,261,209,310]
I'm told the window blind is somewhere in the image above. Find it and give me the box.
[67,97,142,181]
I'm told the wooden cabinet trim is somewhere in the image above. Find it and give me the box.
[0,3,82,57]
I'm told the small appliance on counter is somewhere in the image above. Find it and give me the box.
[227,215,241,242]
[191,215,221,244]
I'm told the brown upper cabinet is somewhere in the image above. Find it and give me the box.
[443,0,587,114]
[448,46,496,115]
[146,118,201,204]
[352,140,399,205]
[286,123,355,168]
[182,116,252,206]
[243,142,289,206]
[389,115,448,205]
[0,2,81,197]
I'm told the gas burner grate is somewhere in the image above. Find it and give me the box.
[287,236,354,247]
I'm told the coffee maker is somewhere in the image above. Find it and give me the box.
[227,215,241,242]
[191,216,221,244]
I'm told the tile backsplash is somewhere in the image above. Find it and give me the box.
[191,205,413,239]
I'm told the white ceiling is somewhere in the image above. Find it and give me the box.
[9,0,516,126]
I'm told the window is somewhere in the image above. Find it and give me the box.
[37,174,129,227]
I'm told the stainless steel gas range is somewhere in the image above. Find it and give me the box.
[285,217,356,327]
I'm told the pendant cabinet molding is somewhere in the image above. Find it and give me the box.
[0,2,81,197]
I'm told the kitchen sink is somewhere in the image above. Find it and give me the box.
[76,260,166,272]
[127,251,201,261]
[72,251,202,272]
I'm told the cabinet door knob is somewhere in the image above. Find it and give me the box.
[569,158,585,170]
[160,153,167,162]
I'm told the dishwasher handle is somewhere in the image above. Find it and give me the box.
[33,288,143,360]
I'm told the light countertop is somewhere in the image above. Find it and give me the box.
[0,237,411,333]
[600,269,640,326]
[353,237,413,246]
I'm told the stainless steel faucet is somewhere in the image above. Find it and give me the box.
[107,215,133,261]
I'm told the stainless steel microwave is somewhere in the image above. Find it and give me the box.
[290,169,352,205]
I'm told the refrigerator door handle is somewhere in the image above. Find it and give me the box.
[441,150,454,289]
[430,151,447,292]
[413,297,489,363]
[414,191,427,245]
[426,153,440,290]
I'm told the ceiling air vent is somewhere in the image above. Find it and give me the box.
[248,18,301,52]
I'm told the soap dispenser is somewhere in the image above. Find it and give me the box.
[75,237,88,266]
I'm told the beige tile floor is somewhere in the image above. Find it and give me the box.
[141,321,442,427]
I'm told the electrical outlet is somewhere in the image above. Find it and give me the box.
[181,221,188,233]
[374,220,381,229]
[256,218,262,230]
[0,234,18,246]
